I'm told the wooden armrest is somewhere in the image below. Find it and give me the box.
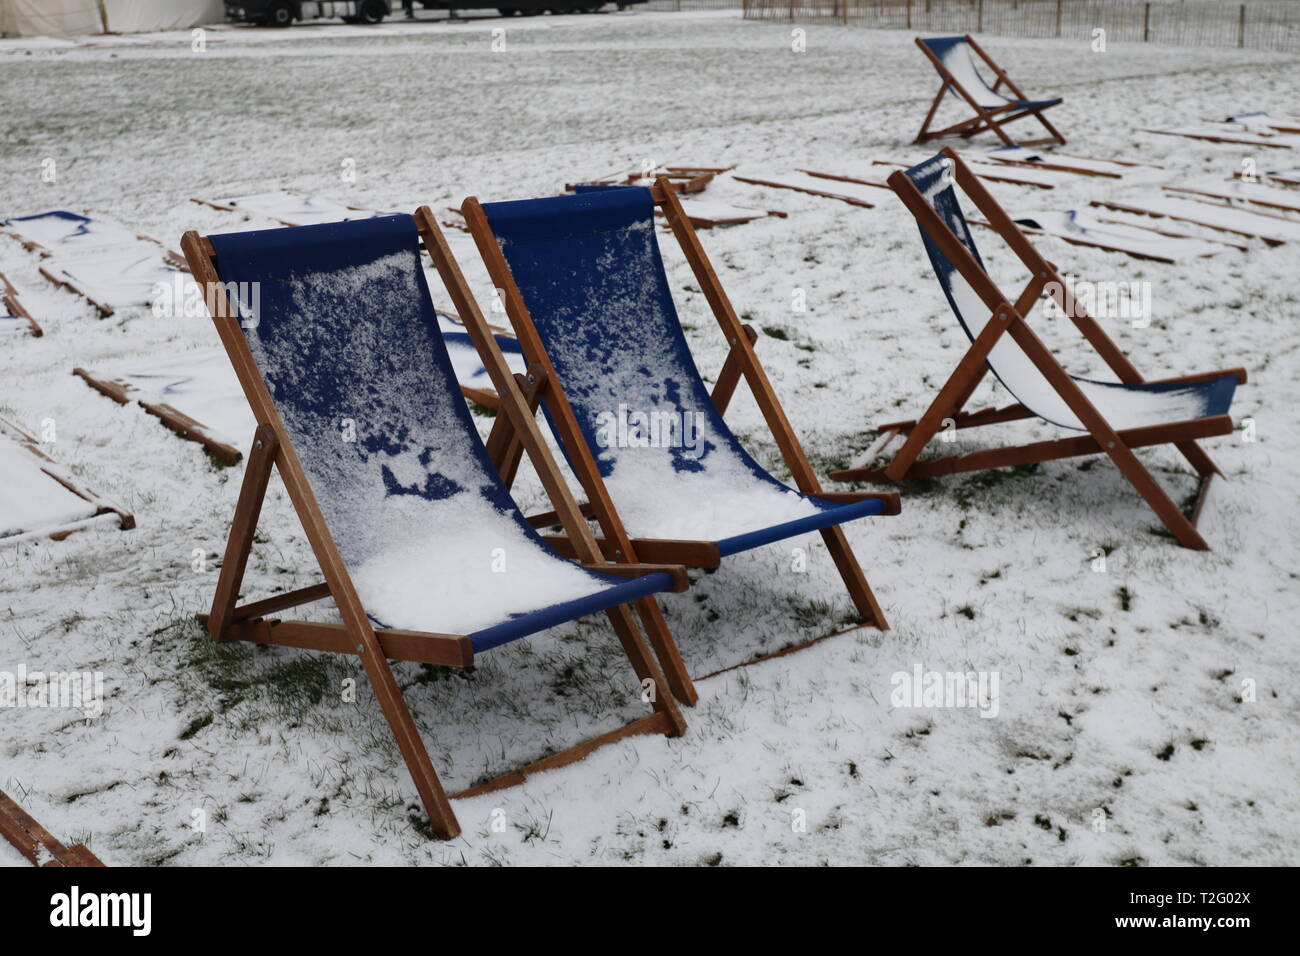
[814,491,902,515]
[583,562,689,593]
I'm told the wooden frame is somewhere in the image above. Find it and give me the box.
[461,180,898,641]
[829,149,1244,551]
[0,789,103,867]
[914,35,1066,148]
[180,210,692,841]
[0,272,41,336]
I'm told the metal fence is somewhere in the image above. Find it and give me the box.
[741,0,1300,53]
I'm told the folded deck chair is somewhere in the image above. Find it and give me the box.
[461,184,898,644]
[734,170,878,207]
[830,150,1245,550]
[982,146,1158,179]
[1165,180,1300,215]
[1091,196,1300,245]
[914,36,1065,147]
[0,416,134,545]
[74,347,252,466]
[1142,122,1299,150]
[998,209,1227,263]
[192,190,386,227]
[1,272,41,337]
[1,210,184,317]
[180,211,692,840]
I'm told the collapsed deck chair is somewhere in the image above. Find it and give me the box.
[1091,195,1300,245]
[74,347,252,466]
[461,183,898,643]
[1165,179,1300,216]
[1,272,41,336]
[997,209,1228,263]
[0,415,134,545]
[914,35,1065,147]
[191,190,383,227]
[0,211,184,317]
[180,211,693,840]
[830,150,1245,551]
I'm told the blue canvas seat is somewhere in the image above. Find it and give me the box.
[466,183,895,631]
[186,210,690,839]
[915,35,1066,147]
[480,188,887,556]
[207,214,674,652]
[831,149,1244,551]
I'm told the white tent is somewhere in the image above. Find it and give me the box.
[0,0,224,38]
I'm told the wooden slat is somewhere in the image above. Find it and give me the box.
[450,712,674,799]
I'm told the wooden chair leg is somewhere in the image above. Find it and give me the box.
[633,596,698,706]
[1101,441,1210,550]
[1174,440,1222,478]
[208,425,278,640]
[604,604,687,736]
[915,83,948,143]
[356,638,462,839]
[819,524,889,629]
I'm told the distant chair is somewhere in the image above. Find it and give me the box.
[914,35,1066,147]
[830,150,1244,551]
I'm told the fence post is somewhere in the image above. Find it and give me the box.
[1142,2,1150,42]
[1238,4,1246,49]
[906,0,912,30]
[1055,0,1061,37]
[977,0,983,33]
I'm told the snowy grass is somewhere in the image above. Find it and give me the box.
[1,11,1298,865]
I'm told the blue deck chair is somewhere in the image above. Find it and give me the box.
[179,210,692,841]
[460,183,899,644]
[829,149,1245,551]
[914,35,1065,147]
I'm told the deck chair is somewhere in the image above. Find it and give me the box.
[914,36,1065,147]
[460,183,899,644]
[179,211,694,841]
[829,150,1245,551]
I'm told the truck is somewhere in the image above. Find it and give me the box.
[223,0,642,27]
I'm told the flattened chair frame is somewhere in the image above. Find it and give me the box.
[829,149,1245,551]
[462,180,898,641]
[914,35,1066,148]
[181,209,692,841]
[1,272,42,337]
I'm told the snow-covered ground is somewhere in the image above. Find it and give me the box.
[1,10,1298,866]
